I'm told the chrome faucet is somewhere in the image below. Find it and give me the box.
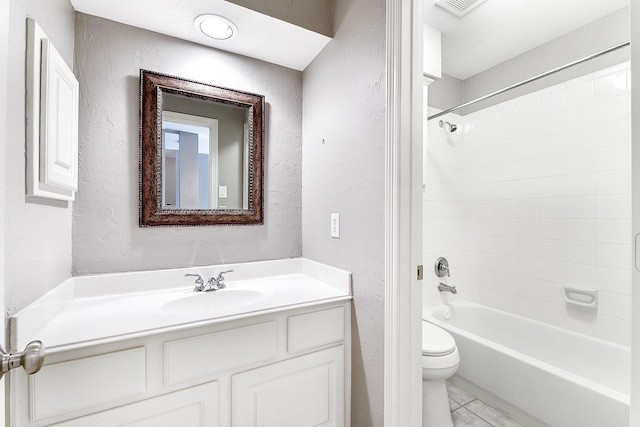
[185,273,206,292]
[438,282,457,294]
[205,269,234,291]
[186,270,234,292]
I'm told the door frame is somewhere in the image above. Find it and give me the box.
[384,0,424,425]
[0,0,10,423]
[630,2,640,425]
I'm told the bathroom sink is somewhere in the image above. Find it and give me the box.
[159,289,266,314]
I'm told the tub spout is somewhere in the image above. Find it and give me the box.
[438,283,457,294]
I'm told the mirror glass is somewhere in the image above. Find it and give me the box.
[140,70,264,226]
[162,94,249,210]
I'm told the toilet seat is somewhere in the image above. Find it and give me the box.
[422,321,455,357]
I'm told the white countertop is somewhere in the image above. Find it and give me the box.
[11,258,352,353]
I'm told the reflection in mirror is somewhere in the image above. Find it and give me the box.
[162,95,250,210]
[162,111,219,209]
[140,70,264,226]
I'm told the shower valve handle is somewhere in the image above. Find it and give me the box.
[435,257,450,278]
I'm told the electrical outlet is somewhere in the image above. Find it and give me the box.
[331,213,340,238]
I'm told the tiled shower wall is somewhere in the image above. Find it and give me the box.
[424,61,631,345]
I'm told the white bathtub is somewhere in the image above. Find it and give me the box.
[423,301,630,427]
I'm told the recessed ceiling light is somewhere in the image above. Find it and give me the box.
[194,14,238,40]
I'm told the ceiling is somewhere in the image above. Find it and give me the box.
[69,0,331,71]
[424,0,630,80]
[70,0,629,77]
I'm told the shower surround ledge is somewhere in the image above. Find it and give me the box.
[11,257,351,352]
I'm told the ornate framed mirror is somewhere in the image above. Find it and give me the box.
[139,70,264,226]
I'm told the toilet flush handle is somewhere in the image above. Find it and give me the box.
[434,257,450,278]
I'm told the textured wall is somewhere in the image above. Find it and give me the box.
[73,14,303,275]
[301,0,386,424]
[5,0,75,314]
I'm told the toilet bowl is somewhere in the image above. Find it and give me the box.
[422,321,460,427]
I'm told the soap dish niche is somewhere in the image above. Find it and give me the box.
[564,284,598,312]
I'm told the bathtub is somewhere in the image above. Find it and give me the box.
[423,301,630,427]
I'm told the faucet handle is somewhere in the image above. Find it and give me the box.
[185,273,205,291]
[212,270,234,289]
[216,269,234,281]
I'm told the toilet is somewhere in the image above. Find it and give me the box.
[422,321,460,427]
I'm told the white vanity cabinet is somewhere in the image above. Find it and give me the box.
[48,383,221,427]
[9,301,351,427]
[233,346,345,426]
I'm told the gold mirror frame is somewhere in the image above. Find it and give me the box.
[139,70,264,226]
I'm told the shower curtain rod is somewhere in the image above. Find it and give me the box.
[427,40,630,121]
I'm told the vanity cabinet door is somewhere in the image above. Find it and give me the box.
[232,346,345,427]
[48,382,219,427]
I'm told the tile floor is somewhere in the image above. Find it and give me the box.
[447,381,523,427]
